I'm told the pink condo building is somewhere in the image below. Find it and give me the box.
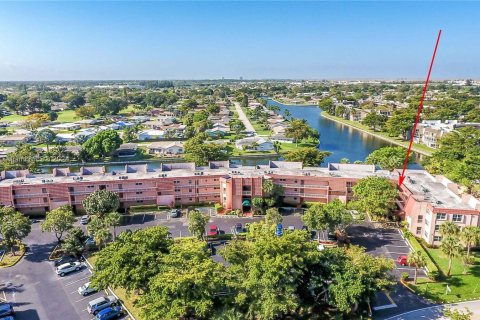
[0,161,478,245]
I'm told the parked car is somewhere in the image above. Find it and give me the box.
[208,225,219,236]
[0,316,14,320]
[85,236,96,248]
[397,255,412,266]
[87,296,119,315]
[288,226,295,231]
[327,232,337,242]
[95,306,123,320]
[234,223,243,234]
[169,209,181,218]
[54,254,81,267]
[56,261,84,277]
[275,224,283,237]
[78,282,98,296]
[0,304,14,316]
[81,215,90,225]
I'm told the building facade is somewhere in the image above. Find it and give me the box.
[1,161,478,245]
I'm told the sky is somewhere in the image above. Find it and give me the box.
[0,1,479,81]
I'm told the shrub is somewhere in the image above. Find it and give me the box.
[401,272,409,282]
[214,203,223,213]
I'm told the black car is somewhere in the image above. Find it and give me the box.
[54,255,82,267]
[0,303,14,316]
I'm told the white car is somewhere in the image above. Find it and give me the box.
[56,261,84,277]
[80,215,90,225]
[78,282,98,296]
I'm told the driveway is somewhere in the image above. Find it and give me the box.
[348,223,432,319]
[233,101,256,134]
[385,300,480,320]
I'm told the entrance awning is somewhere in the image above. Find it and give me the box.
[242,200,251,206]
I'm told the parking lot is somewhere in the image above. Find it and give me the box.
[348,223,431,318]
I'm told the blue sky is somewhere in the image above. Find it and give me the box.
[0,1,479,80]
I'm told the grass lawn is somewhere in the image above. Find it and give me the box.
[408,246,480,303]
[1,110,78,123]
[321,113,435,156]
[119,104,137,116]
[278,142,317,153]
[0,244,25,268]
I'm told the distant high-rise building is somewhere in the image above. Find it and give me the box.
[239,76,243,80]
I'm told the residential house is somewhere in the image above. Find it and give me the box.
[116,143,138,157]
[0,134,31,146]
[138,130,166,141]
[235,137,274,151]
[147,141,184,155]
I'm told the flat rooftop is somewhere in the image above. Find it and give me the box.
[0,161,393,187]
[403,169,477,211]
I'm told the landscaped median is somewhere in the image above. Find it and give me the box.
[401,230,480,303]
[0,243,26,268]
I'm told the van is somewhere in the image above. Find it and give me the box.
[87,296,118,315]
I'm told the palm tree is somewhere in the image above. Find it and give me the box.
[105,212,122,240]
[460,226,480,259]
[262,179,274,195]
[407,251,427,284]
[439,221,460,238]
[441,237,462,277]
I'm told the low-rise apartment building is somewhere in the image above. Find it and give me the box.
[1,161,478,245]
[398,170,480,245]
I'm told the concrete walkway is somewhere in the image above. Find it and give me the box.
[385,300,480,320]
[233,102,256,134]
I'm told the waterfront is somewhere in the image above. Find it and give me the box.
[267,99,422,168]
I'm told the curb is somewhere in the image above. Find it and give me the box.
[0,244,26,269]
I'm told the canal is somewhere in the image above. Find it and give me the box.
[267,99,421,167]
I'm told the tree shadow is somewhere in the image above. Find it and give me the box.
[15,308,41,320]
[23,242,56,263]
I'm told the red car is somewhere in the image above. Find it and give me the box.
[397,255,411,266]
[208,225,219,236]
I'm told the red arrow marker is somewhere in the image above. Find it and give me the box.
[398,30,442,186]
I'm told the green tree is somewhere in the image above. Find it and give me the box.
[122,126,137,143]
[251,197,265,214]
[318,98,335,115]
[441,237,462,277]
[41,205,75,244]
[362,112,387,131]
[352,176,397,219]
[385,109,416,140]
[62,227,87,257]
[139,239,224,320]
[188,210,209,240]
[439,221,460,239]
[91,226,173,293]
[82,129,122,159]
[0,208,31,255]
[87,215,111,249]
[302,199,351,239]
[407,251,427,284]
[75,105,96,119]
[283,147,331,166]
[460,226,480,258]
[365,146,412,171]
[241,94,249,109]
[184,133,228,166]
[265,207,283,227]
[36,129,56,161]
[285,119,311,145]
[82,189,120,219]
[229,119,246,135]
[105,211,122,240]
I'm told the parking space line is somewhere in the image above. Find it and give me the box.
[75,295,95,303]
[385,245,409,248]
[64,276,91,286]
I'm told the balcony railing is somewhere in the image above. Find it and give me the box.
[14,193,48,198]
[16,202,48,208]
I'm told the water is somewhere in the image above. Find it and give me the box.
[267,99,421,167]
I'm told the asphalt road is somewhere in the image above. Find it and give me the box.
[233,101,256,134]
[348,223,433,319]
